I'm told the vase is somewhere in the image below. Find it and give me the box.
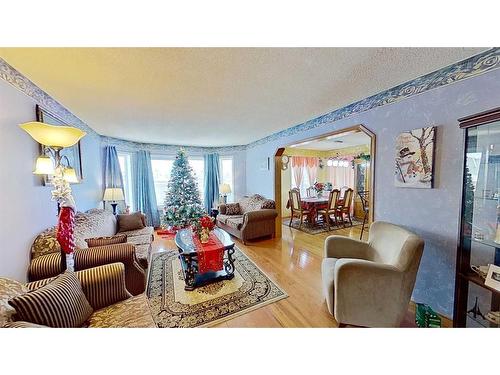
[317,191,323,198]
[200,228,210,243]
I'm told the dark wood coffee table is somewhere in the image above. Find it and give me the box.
[175,227,236,291]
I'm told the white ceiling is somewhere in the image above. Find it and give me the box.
[0,48,485,147]
[293,131,371,150]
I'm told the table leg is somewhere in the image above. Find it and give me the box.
[224,247,235,279]
[183,255,197,291]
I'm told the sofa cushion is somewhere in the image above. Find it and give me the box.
[134,244,151,269]
[31,226,60,259]
[261,199,276,209]
[74,209,117,249]
[9,272,93,328]
[217,214,243,226]
[87,294,156,328]
[117,212,145,233]
[119,226,154,239]
[225,203,241,215]
[239,194,267,213]
[225,216,244,230]
[85,234,127,247]
[0,277,28,327]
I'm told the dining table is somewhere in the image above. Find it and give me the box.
[300,196,329,226]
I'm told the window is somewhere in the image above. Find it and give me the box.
[150,156,205,207]
[291,166,310,196]
[151,158,174,207]
[189,158,205,201]
[117,153,134,210]
[220,156,234,202]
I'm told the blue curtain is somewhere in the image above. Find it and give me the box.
[103,145,124,190]
[134,150,160,227]
[103,146,125,212]
[204,153,220,212]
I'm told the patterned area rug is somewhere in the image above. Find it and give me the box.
[147,248,288,328]
[283,217,364,235]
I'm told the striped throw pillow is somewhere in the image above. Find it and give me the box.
[85,234,127,247]
[9,272,93,328]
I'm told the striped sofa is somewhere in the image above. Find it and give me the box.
[1,263,156,328]
[28,209,153,295]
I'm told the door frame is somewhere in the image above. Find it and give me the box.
[273,124,376,238]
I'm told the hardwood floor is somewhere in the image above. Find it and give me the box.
[151,222,449,328]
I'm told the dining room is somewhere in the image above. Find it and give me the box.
[279,126,373,237]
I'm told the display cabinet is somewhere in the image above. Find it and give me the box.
[454,107,500,328]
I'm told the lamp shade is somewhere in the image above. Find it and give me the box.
[103,188,125,202]
[219,183,232,194]
[20,122,86,148]
[33,156,55,175]
[63,168,79,183]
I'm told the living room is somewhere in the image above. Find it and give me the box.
[0,2,498,374]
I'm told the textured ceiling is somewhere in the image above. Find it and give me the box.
[0,48,485,146]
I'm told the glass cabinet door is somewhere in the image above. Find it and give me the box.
[461,120,500,327]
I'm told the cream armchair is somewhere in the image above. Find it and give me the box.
[321,221,424,327]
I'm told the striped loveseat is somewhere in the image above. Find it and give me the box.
[1,263,156,328]
[28,209,153,295]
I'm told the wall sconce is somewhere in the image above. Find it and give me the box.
[20,121,86,272]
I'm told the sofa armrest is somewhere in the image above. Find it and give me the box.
[28,252,62,282]
[74,243,146,296]
[334,259,404,327]
[219,204,227,214]
[243,209,278,223]
[324,235,373,260]
[76,263,132,310]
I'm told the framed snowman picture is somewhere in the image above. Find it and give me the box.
[394,126,436,188]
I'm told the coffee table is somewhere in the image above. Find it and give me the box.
[175,227,236,291]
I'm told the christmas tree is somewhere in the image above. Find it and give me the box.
[161,148,205,228]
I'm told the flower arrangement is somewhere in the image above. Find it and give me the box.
[314,181,324,193]
[192,215,215,243]
[323,182,333,191]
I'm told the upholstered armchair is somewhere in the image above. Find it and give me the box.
[3,263,155,328]
[28,244,146,296]
[321,221,424,327]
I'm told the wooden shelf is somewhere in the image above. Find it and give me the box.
[459,272,500,295]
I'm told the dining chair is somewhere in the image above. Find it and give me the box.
[336,188,354,227]
[358,190,370,239]
[317,189,341,231]
[306,186,315,197]
[288,188,310,228]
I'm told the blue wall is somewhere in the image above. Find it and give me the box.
[245,68,500,317]
[0,78,103,281]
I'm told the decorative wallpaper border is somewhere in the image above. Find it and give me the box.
[101,135,247,154]
[246,47,500,149]
[2,48,499,152]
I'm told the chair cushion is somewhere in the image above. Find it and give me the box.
[117,212,145,233]
[225,203,241,215]
[87,294,156,328]
[85,234,127,247]
[225,216,244,230]
[0,277,28,327]
[321,258,338,315]
[9,272,93,328]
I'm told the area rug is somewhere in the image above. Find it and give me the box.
[147,248,288,328]
[283,217,363,235]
